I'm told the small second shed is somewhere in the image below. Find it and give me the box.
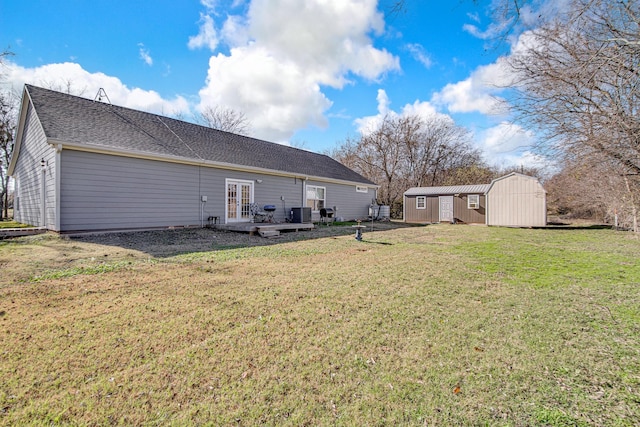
[404,184,490,224]
[403,173,547,227]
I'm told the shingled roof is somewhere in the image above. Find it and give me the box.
[23,85,375,185]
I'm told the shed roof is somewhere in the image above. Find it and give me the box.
[404,184,491,196]
[14,85,375,185]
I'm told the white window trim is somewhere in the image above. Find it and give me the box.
[468,194,480,209]
[306,185,326,212]
[416,196,426,210]
[356,185,368,193]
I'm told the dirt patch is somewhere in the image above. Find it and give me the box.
[66,221,410,258]
[0,222,416,285]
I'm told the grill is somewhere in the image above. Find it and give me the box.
[319,207,334,225]
[263,205,276,222]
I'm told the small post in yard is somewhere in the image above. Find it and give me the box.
[353,219,366,241]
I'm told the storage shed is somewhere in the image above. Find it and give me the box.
[403,173,546,227]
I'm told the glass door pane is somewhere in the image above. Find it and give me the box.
[227,183,238,220]
[240,184,251,220]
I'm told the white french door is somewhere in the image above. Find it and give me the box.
[226,179,253,223]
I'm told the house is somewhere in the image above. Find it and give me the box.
[8,85,377,232]
[403,173,547,227]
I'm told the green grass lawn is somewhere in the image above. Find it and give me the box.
[0,225,638,426]
[0,220,31,229]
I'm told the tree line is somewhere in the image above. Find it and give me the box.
[342,0,639,230]
[330,113,540,218]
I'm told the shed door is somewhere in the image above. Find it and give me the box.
[439,196,454,223]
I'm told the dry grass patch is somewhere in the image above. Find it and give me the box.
[0,225,638,425]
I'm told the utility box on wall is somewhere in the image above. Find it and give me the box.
[291,207,312,223]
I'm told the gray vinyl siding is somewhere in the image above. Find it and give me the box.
[58,150,375,231]
[13,103,57,228]
[60,151,200,231]
[199,169,305,224]
[307,180,374,222]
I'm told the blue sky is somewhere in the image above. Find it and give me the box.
[1,0,544,168]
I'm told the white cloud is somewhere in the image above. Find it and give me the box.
[475,121,538,166]
[138,43,153,66]
[199,48,332,142]
[354,89,391,134]
[221,15,249,47]
[1,61,190,117]
[200,0,218,11]
[244,0,396,86]
[405,43,432,68]
[354,89,449,136]
[431,57,512,115]
[196,0,400,143]
[466,12,480,23]
[188,13,220,51]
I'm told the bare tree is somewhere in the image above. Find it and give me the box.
[333,114,484,214]
[508,0,640,175]
[197,105,251,135]
[547,155,639,231]
[504,0,639,230]
[0,92,15,219]
[0,49,16,220]
[39,79,88,97]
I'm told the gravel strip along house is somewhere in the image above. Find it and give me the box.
[8,85,378,232]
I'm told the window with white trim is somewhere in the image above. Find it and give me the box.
[467,194,480,209]
[356,185,368,193]
[306,185,326,211]
[416,196,426,209]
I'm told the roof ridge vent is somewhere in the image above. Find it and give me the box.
[94,88,111,104]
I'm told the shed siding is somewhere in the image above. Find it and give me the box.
[453,195,486,224]
[404,195,439,223]
[487,174,546,227]
[13,103,57,228]
[404,194,485,224]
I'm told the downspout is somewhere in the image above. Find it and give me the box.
[54,144,62,231]
[484,190,489,226]
[40,158,46,228]
[403,194,406,222]
[301,177,307,208]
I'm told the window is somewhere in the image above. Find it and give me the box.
[356,185,368,193]
[416,196,426,209]
[306,185,326,211]
[468,194,480,209]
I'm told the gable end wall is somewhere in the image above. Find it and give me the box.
[12,103,57,228]
[487,175,546,227]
